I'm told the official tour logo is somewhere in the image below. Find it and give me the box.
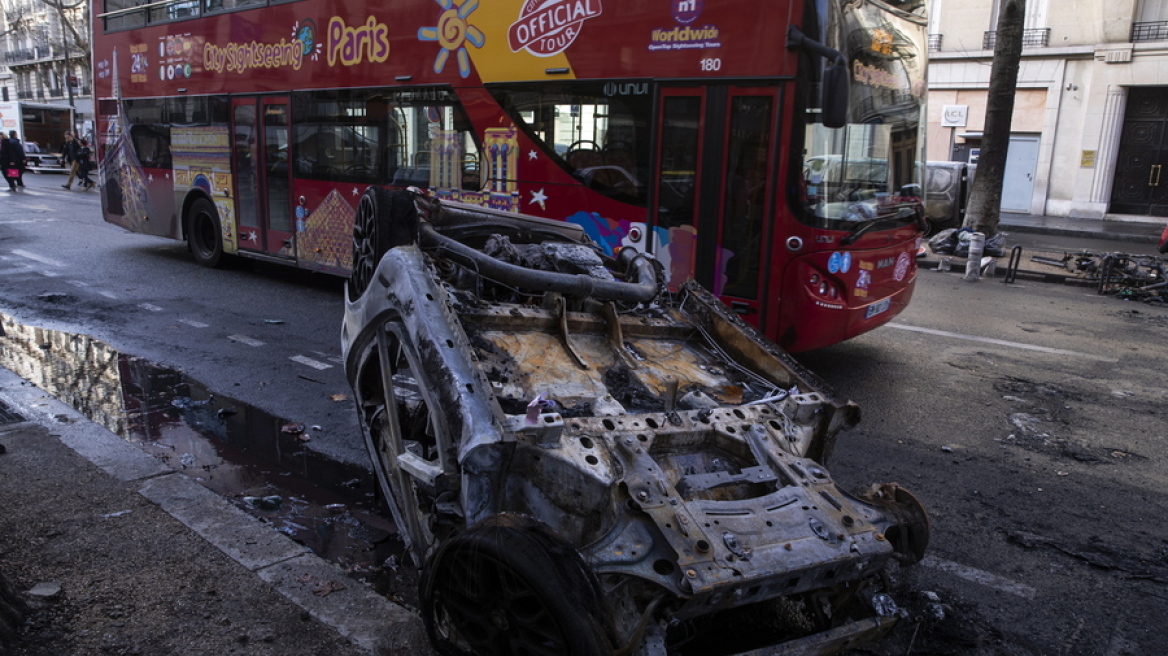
[508,0,603,57]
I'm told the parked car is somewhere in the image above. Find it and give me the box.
[924,161,975,235]
[341,188,930,656]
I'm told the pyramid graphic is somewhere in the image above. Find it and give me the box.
[297,189,354,271]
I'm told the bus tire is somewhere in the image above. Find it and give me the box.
[349,187,418,300]
[420,517,614,656]
[188,197,225,268]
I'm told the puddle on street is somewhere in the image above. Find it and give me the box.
[0,314,419,609]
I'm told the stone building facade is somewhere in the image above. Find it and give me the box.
[928,0,1168,220]
[0,0,91,137]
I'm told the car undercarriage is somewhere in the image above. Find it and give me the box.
[341,188,929,656]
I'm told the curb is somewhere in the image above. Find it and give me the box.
[998,222,1161,245]
[0,366,431,655]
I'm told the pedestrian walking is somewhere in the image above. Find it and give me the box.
[60,131,80,189]
[0,133,25,192]
[3,131,25,190]
[77,139,94,190]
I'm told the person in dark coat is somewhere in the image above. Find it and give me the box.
[0,133,25,192]
[77,139,94,189]
[60,131,81,189]
[6,131,25,189]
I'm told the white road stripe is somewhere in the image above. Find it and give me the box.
[227,334,265,347]
[290,355,332,370]
[139,303,164,312]
[11,249,64,267]
[178,319,209,328]
[98,290,118,300]
[886,323,1118,363]
[66,280,90,288]
[922,555,1037,599]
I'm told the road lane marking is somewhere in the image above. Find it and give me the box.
[227,334,265,347]
[98,290,119,300]
[66,280,90,288]
[921,555,1037,599]
[11,249,64,267]
[139,303,164,312]
[886,323,1118,363]
[178,319,209,328]
[290,355,332,370]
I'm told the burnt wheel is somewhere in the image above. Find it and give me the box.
[421,519,614,656]
[357,320,445,567]
[349,187,419,300]
[188,197,224,268]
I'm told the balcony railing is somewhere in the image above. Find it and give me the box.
[3,46,55,64]
[928,33,942,52]
[982,27,1050,50]
[1132,21,1168,42]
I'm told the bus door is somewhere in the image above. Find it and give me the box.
[232,97,293,258]
[652,86,779,324]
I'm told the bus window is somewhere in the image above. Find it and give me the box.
[489,82,652,204]
[150,0,199,22]
[103,0,147,31]
[291,88,481,190]
[124,100,172,168]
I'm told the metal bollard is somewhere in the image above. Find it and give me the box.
[964,232,985,282]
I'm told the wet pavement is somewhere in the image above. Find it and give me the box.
[0,317,429,654]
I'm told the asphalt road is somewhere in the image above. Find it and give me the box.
[2,172,1166,654]
[0,172,364,468]
[796,264,1168,654]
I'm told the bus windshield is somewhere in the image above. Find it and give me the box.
[798,0,927,229]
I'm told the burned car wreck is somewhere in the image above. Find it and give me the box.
[341,188,929,656]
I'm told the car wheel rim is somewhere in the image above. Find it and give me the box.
[351,193,378,298]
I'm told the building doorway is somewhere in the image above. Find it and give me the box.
[1109,86,1168,216]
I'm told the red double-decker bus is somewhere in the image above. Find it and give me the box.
[92,0,927,352]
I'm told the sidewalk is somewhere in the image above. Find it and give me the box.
[997,212,1165,244]
[0,367,430,656]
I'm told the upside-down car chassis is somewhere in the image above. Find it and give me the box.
[341,188,928,656]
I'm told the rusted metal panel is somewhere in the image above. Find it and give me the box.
[342,190,928,655]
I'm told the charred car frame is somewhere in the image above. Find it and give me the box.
[341,188,929,656]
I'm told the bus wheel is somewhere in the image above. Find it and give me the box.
[350,187,418,300]
[420,518,613,656]
[188,197,224,268]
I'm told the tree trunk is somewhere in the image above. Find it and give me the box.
[963,0,1027,236]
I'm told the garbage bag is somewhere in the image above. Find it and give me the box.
[953,230,1008,258]
[928,228,960,255]
[984,232,1007,257]
[931,228,1007,257]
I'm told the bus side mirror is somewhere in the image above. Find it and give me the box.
[822,63,849,129]
[788,25,850,129]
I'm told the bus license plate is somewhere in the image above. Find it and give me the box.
[865,298,891,319]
